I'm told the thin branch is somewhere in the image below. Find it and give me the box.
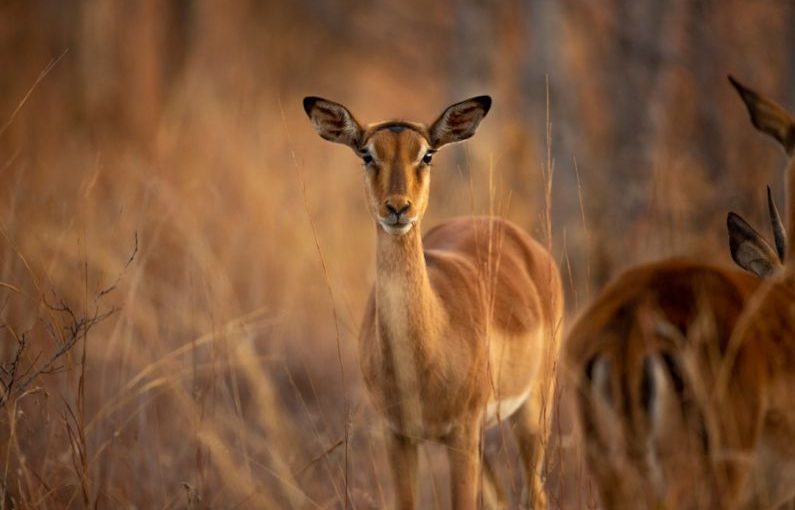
[0,49,68,139]
[0,233,136,409]
[292,439,345,477]
[97,232,138,298]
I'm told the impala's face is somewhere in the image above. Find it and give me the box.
[359,125,432,236]
[303,95,491,237]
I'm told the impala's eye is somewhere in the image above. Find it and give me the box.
[361,151,373,165]
[422,151,434,165]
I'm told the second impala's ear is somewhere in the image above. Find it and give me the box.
[428,96,491,148]
[303,97,363,150]
[727,211,782,278]
[728,75,795,155]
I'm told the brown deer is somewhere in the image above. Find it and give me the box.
[303,96,564,509]
[707,76,795,509]
[562,77,793,508]
[564,258,763,509]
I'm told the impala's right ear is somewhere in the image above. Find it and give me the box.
[728,75,795,155]
[303,97,363,150]
[727,211,781,278]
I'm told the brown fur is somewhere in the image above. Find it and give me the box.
[564,79,795,509]
[716,272,795,508]
[304,96,564,509]
[564,259,761,509]
[563,77,795,510]
[711,78,795,508]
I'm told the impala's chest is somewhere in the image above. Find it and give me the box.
[359,312,488,439]
[362,328,485,439]
[361,318,536,442]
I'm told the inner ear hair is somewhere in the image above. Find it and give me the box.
[429,95,492,148]
[303,96,363,149]
[727,211,781,278]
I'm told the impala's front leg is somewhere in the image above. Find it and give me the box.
[387,431,419,510]
[447,418,482,510]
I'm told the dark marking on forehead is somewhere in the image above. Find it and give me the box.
[362,121,429,145]
[377,121,418,133]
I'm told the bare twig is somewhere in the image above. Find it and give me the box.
[97,232,138,299]
[293,439,345,477]
[0,234,137,409]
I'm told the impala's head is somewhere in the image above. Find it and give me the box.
[303,95,491,236]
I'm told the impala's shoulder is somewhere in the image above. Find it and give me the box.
[423,215,514,239]
[424,216,546,254]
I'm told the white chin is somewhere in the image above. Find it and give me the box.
[380,222,414,236]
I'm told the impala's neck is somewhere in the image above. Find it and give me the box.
[374,223,442,357]
[787,154,795,268]
[373,222,444,433]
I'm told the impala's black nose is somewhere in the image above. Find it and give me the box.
[384,197,412,217]
[386,202,411,216]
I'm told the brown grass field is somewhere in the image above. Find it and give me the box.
[1,1,794,508]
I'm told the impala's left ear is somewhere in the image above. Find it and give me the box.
[428,96,491,149]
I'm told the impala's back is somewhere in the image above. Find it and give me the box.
[564,259,760,509]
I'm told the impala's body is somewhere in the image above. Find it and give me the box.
[564,76,795,510]
[564,259,761,509]
[360,216,562,440]
[304,96,563,509]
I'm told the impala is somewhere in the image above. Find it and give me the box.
[303,95,564,509]
[564,258,763,508]
[562,79,792,507]
[710,76,795,508]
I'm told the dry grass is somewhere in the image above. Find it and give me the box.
[1,1,793,508]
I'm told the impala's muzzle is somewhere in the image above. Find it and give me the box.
[379,197,416,236]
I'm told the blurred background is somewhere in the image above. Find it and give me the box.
[1,0,794,508]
